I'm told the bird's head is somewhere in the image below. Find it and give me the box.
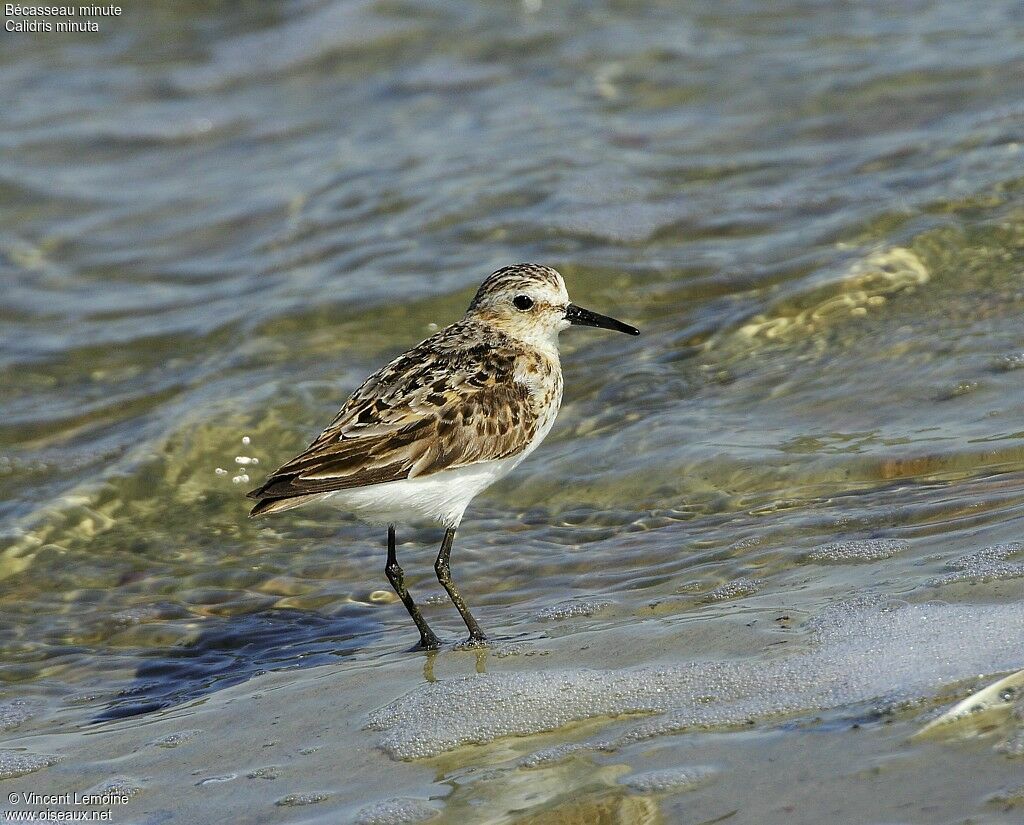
[465,263,639,351]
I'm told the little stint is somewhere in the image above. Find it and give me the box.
[248,264,639,649]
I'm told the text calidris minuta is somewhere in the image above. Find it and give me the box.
[248,264,639,649]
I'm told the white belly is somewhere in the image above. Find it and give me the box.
[322,454,525,528]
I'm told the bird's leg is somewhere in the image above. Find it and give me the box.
[384,525,441,650]
[434,527,487,645]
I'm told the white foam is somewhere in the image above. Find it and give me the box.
[807,539,909,564]
[87,776,143,798]
[151,729,201,749]
[701,578,763,602]
[275,792,330,807]
[354,798,441,825]
[368,600,1024,759]
[518,742,605,768]
[493,644,552,659]
[929,543,1024,586]
[621,765,719,793]
[246,766,281,780]
[0,751,63,780]
[0,699,36,732]
[538,599,614,621]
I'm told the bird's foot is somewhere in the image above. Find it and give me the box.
[414,633,443,651]
[454,633,488,650]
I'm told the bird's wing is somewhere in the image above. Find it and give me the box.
[247,334,541,513]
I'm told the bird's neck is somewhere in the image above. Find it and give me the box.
[468,317,562,362]
[520,331,561,362]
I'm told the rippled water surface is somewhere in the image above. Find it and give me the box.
[4,1,1024,822]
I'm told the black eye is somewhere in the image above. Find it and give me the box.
[513,295,534,311]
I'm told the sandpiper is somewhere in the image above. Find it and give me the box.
[248,264,639,649]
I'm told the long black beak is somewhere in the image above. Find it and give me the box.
[565,303,640,336]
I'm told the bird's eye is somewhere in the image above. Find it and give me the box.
[513,295,534,311]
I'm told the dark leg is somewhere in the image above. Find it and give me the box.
[384,525,441,650]
[434,527,487,644]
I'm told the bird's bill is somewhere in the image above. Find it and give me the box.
[564,303,640,336]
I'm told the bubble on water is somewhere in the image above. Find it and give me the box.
[493,643,551,659]
[242,436,251,445]
[353,797,441,824]
[0,699,36,731]
[247,766,280,779]
[933,378,984,402]
[538,599,614,621]
[235,456,253,465]
[0,751,64,779]
[88,776,143,797]
[929,542,1024,586]
[728,536,765,553]
[807,539,909,564]
[215,467,227,475]
[151,729,201,748]
[231,475,249,484]
[109,605,168,627]
[994,353,1024,371]
[620,765,719,793]
[275,792,330,807]
[701,578,763,602]
[518,741,611,768]
[368,599,1024,760]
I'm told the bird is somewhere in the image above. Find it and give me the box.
[247,264,639,650]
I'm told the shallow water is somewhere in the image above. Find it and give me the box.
[3,0,1024,822]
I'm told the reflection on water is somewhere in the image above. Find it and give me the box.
[3,0,1024,821]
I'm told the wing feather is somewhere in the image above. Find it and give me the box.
[247,325,543,517]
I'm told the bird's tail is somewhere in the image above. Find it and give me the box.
[247,493,324,518]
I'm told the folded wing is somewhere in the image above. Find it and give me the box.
[247,334,538,517]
